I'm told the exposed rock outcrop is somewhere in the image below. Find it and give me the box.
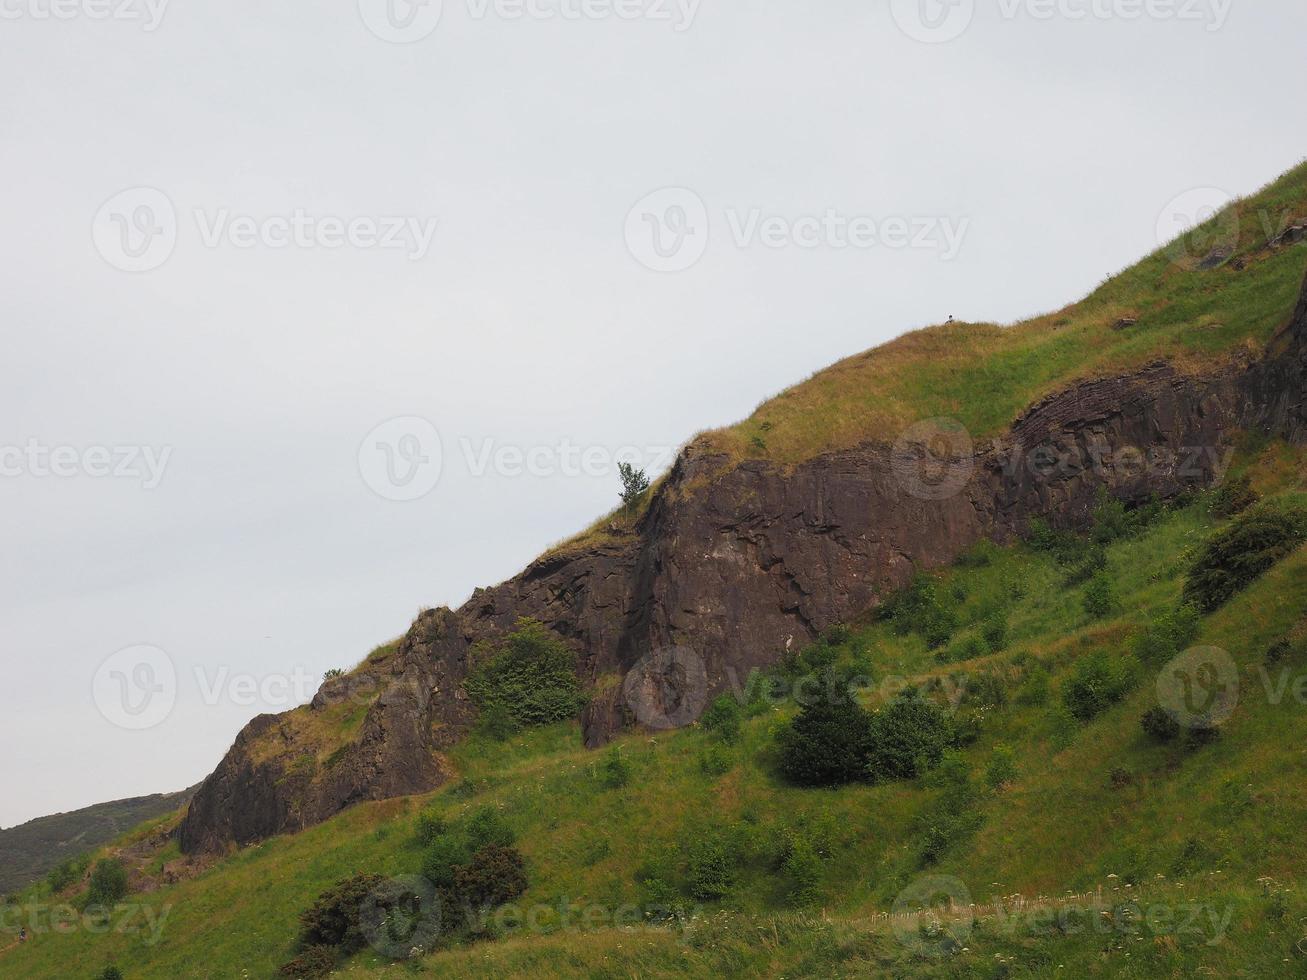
[179,272,1307,855]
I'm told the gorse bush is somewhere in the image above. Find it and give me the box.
[454,845,528,909]
[297,873,387,953]
[1141,706,1181,743]
[278,945,336,979]
[866,694,954,782]
[1183,506,1306,612]
[464,618,587,728]
[1061,651,1136,721]
[685,827,745,901]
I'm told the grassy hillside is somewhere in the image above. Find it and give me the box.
[705,161,1307,463]
[6,439,1306,978]
[0,789,195,896]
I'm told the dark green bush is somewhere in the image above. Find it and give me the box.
[474,702,520,740]
[1141,706,1181,743]
[822,623,853,646]
[597,747,633,789]
[866,695,955,782]
[1183,507,1306,612]
[777,683,873,787]
[1064,544,1108,586]
[464,618,587,728]
[685,829,744,901]
[1083,573,1118,619]
[1061,651,1135,721]
[982,612,1009,652]
[421,834,473,889]
[298,873,387,953]
[984,744,1017,789]
[965,672,1008,710]
[453,845,528,909]
[96,968,125,980]
[47,854,88,894]
[85,859,128,908]
[278,945,337,979]
[699,694,743,742]
[880,574,958,650]
[1210,474,1259,519]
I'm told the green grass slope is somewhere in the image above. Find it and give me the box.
[6,441,1306,979]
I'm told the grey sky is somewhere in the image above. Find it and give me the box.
[2,1,1304,828]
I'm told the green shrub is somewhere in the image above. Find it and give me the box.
[298,873,387,953]
[1141,706,1181,743]
[700,694,743,742]
[1083,573,1118,618]
[278,946,337,979]
[453,845,528,909]
[880,574,958,650]
[96,968,125,980]
[1183,506,1306,612]
[698,745,733,777]
[1061,651,1135,721]
[598,747,633,789]
[85,859,128,908]
[777,683,873,787]
[685,829,743,901]
[866,695,954,782]
[464,618,587,728]
[47,854,88,894]
[985,744,1018,789]
[1065,544,1109,586]
[915,754,981,865]
[965,672,1008,710]
[474,702,521,741]
[822,623,853,646]
[421,834,473,889]
[982,612,1009,652]
[780,834,823,907]
[957,538,1001,568]
[1133,605,1202,665]
[465,806,516,851]
[414,809,448,846]
[1210,474,1259,519]
[1015,664,1050,706]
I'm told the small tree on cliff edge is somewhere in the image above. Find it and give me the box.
[619,462,651,511]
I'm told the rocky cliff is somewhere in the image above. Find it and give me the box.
[178,271,1307,855]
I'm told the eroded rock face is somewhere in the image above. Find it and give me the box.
[179,273,1307,855]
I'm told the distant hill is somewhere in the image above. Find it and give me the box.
[0,789,195,894]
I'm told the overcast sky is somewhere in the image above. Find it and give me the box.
[1,1,1304,829]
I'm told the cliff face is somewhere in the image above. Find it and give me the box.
[179,273,1307,855]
